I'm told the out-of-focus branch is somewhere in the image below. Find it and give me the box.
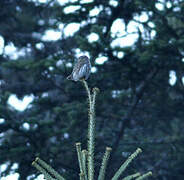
[110,67,159,158]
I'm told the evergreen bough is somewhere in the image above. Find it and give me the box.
[32,80,152,180]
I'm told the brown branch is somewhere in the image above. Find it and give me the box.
[110,67,159,158]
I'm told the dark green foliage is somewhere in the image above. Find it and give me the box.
[0,0,184,179]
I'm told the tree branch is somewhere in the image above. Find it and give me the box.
[110,67,159,158]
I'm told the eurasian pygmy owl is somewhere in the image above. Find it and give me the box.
[67,56,91,81]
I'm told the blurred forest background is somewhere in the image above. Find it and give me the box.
[0,0,184,179]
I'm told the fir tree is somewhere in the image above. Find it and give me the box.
[0,0,184,179]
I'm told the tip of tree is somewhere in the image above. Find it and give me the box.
[106,147,112,151]
[93,87,100,93]
[35,157,39,162]
[137,148,142,153]
[136,172,141,177]
[76,142,81,146]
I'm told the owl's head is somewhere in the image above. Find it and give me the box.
[77,56,89,63]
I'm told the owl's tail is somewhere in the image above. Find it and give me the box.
[67,74,73,80]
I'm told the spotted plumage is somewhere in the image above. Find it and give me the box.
[67,56,91,81]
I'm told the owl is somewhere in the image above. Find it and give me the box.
[67,56,91,81]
